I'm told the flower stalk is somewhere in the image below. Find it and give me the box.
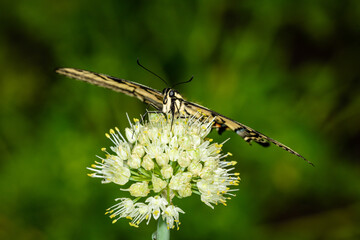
[153,217,170,240]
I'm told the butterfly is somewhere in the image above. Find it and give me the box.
[56,66,313,166]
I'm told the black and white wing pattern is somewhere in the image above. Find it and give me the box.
[56,68,163,110]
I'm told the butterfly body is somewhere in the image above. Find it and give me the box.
[56,67,312,165]
[161,88,185,115]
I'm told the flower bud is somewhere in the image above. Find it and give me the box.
[129,182,150,197]
[128,154,141,169]
[161,165,173,179]
[178,153,191,168]
[152,175,167,193]
[178,184,192,198]
[188,161,202,176]
[125,128,136,143]
[156,153,169,167]
[141,154,154,170]
[132,144,145,158]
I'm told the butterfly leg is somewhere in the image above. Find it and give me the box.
[169,101,180,131]
[132,110,164,139]
[141,110,163,123]
[170,109,175,131]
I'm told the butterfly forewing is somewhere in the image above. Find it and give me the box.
[56,68,163,110]
[181,100,313,165]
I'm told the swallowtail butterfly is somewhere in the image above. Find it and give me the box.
[56,67,312,166]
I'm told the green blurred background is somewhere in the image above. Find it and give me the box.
[1,1,360,239]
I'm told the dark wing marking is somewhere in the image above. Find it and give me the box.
[56,68,163,110]
[182,100,313,166]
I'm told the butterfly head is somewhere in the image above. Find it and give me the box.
[162,88,184,114]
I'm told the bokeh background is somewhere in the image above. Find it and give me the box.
[1,1,360,239]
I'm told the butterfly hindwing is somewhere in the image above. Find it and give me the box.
[56,68,163,111]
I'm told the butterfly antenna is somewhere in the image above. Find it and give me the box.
[172,76,194,88]
[137,59,169,87]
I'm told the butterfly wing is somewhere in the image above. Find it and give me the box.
[182,100,313,165]
[56,68,311,165]
[56,68,164,110]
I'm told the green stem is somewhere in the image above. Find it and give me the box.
[152,217,170,240]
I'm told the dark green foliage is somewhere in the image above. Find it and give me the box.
[0,1,359,239]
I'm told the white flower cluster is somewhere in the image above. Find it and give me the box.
[88,113,240,230]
